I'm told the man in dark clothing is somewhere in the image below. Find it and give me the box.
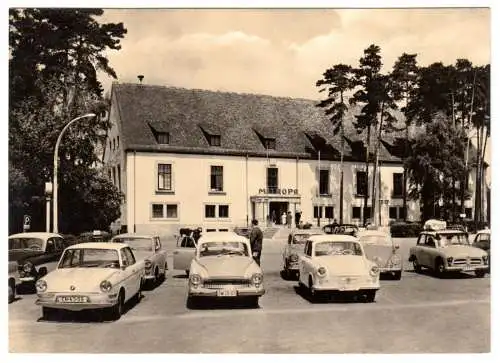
[249,219,263,266]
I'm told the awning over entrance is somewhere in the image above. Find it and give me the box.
[250,194,301,203]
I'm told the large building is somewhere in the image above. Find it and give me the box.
[103,82,484,236]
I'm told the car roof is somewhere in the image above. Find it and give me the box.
[197,232,249,243]
[9,232,62,239]
[358,230,390,237]
[308,234,359,243]
[66,242,126,250]
[112,233,156,239]
[422,229,468,235]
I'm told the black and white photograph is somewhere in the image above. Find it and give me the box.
[3,1,495,357]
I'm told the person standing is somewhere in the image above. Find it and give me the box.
[281,212,287,225]
[286,211,293,229]
[249,219,263,266]
[295,211,300,228]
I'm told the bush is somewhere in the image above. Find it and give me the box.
[390,222,422,238]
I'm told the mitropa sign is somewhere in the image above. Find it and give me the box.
[258,188,299,195]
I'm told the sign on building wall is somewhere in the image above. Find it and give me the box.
[258,188,299,195]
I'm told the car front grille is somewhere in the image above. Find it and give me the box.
[203,279,251,289]
[453,258,483,265]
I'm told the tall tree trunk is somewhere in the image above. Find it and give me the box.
[363,125,371,226]
[403,126,409,221]
[371,104,384,226]
[474,129,481,229]
[339,92,345,224]
[481,130,489,224]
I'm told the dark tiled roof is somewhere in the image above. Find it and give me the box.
[112,83,480,164]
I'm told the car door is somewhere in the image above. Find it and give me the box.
[421,236,437,267]
[299,241,312,285]
[154,237,167,271]
[414,234,427,266]
[173,236,197,271]
[120,247,141,300]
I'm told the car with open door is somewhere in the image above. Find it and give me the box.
[173,233,198,276]
[283,229,323,279]
[358,230,402,280]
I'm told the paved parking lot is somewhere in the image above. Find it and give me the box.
[8,232,490,353]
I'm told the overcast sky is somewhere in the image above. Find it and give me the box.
[98,8,490,100]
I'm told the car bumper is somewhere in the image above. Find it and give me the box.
[313,278,380,292]
[189,286,265,297]
[379,266,402,273]
[286,263,299,271]
[19,277,35,283]
[445,265,489,272]
[35,292,119,311]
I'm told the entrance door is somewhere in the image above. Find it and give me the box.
[269,202,289,225]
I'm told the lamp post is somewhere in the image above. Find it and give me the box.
[53,113,96,233]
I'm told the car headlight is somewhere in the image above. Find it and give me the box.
[145,260,152,269]
[317,267,327,276]
[369,266,379,277]
[482,255,489,265]
[447,257,454,266]
[289,254,299,262]
[36,279,47,292]
[390,254,401,266]
[252,273,263,285]
[100,280,112,292]
[190,274,202,287]
[23,261,33,273]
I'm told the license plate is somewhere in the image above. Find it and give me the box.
[56,295,89,303]
[217,288,237,297]
[463,265,474,271]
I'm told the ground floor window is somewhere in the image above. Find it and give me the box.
[313,206,323,219]
[325,206,334,219]
[389,206,398,219]
[465,208,472,219]
[205,204,230,219]
[352,207,361,219]
[151,203,178,219]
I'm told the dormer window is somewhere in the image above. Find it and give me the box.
[209,134,221,147]
[265,138,276,150]
[156,132,170,144]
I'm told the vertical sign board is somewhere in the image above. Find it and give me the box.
[23,214,31,232]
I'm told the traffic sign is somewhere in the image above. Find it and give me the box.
[23,214,31,231]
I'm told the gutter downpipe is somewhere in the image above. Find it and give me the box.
[246,153,249,227]
[133,150,137,233]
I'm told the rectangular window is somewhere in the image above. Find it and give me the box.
[364,207,372,220]
[325,206,334,219]
[210,166,224,192]
[319,169,330,195]
[152,204,164,218]
[157,132,170,144]
[352,207,361,219]
[166,204,178,218]
[393,173,404,197]
[399,206,407,220]
[205,205,216,218]
[112,167,116,186]
[313,206,323,219]
[356,171,368,196]
[157,163,172,191]
[265,138,276,150]
[267,167,278,194]
[389,206,398,219]
[465,208,472,219]
[117,136,120,148]
[117,165,121,192]
[218,205,229,218]
[209,135,221,146]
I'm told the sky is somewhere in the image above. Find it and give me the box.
[97,8,490,100]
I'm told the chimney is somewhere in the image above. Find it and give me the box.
[137,75,144,84]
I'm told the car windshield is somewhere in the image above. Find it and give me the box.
[198,241,249,257]
[112,237,152,251]
[292,234,311,244]
[315,241,363,256]
[58,248,120,268]
[476,233,491,243]
[9,237,44,251]
[359,234,393,246]
[437,233,470,247]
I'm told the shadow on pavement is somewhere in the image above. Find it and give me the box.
[186,296,260,310]
[293,285,374,304]
[280,270,299,281]
[16,283,36,295]
[142,275,167,291]
[405,268,481,280]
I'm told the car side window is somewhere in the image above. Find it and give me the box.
[425,236,436,248]
[54,237,64,252]
[182,237,195,248]
[120,249,129,267]
[288,234,292,244]
[305,241,312,256]
[46,239,55,253]
[417,234,427,245]
[124,247,136,265]
[155,237,161,251]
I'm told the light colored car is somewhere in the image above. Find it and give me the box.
[409,225,489,278]
[283,230,323,279]
[35,242,145,321]
[8,261,18,303]
[173,234,198,276]
[111,233,168,286]
[298,234,380,302]
[358,230,402,280]
[187,232,265,308]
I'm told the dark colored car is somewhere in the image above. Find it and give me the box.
[323,224,359,237]
[473,229,490,271]
[8,232,67,291]
[78,230,111,242]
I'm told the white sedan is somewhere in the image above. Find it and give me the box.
[298,235,380,302]
[35,242,145,321]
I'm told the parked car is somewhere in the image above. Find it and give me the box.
[35,242,145,321]
[358,230,402,280]
[8,232,67,290]
[298,234,380,302]
[472,229,490,272]
[283,230,323,279]
[186,232,265,308]
[409,222,489,278]
[173,232,198,276]
[8,261,18,303]
[78,230,111,243]
[323,223,359,237]
[111,233,168,287]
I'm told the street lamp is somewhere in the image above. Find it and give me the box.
[53,113,96,233]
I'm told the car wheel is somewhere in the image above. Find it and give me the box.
[412,257,421,273]
[308,276,316,301]
[365,290,376,303]
[109,290,124,321]
[435,258,446,278]
[154,267,160,285]
[393,271,402,280]
[163,263,168,281]
[475,270,486,278]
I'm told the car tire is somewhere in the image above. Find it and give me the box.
[308,276,316,301]
[162,263,168,281]
[109,290,124,321]
[393,271,402,280]
[475,270,486,278]
[154,267,160,286]
[365,290,376,303]
[435,258,446,278]
[412,258,421,273]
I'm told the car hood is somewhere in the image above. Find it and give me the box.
[315,255,371,275]
[288,244,305,254]
[442,245,486,258]
[195,256,254,277]
[131,250,154,262]
[8,249,43,263]
[43,268,121,293]
[362,245,397,266]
